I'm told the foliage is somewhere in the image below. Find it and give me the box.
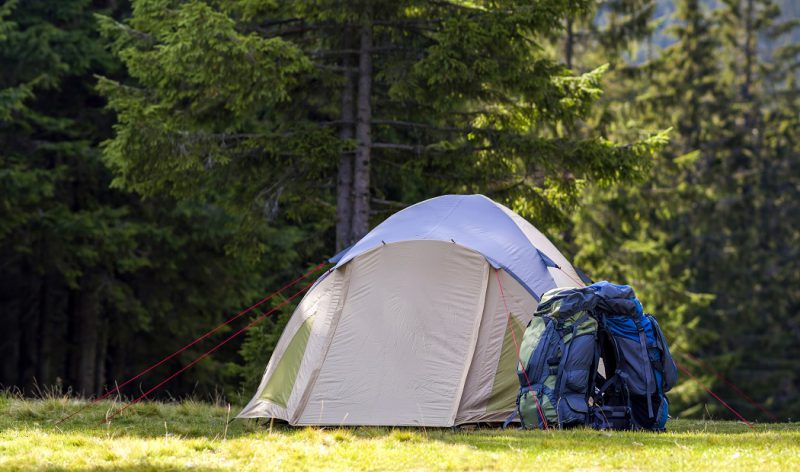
[96,0,664,396]
[566,0,800,420]
[0,0,798,423]
[0,0,296,401]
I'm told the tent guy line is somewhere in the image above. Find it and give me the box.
[55,261,328,425]
[239,195,585,426]
[72,195,760,429]
[495,268,548,429]
[99,280,318,425]
[675,361,754,428]
[677,352,779,422]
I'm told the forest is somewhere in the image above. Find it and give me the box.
[0,0,798,422]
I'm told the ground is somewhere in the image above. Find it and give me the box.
[1,395,798,471]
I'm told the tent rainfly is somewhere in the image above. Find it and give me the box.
[238,194,587,426]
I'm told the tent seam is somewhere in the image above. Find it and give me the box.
[289,264,353,425]
[451,259,491,426]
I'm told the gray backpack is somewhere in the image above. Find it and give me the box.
[511,282,677,431]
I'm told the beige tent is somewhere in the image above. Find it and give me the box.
[238,195,585,426]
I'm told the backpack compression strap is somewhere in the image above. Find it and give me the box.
[502,410,518,429]
[633,317,654,418]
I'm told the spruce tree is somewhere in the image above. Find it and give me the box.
[691,0,800,419]
[0,0,285,398]
[98,0,667,390]
[571,0,800,419]
[99,0,666,251]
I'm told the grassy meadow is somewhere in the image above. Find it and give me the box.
[1,393,798,471]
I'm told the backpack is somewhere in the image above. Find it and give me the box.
[511,282,677,431]
[515,290,598,429]
[593,310,677,431]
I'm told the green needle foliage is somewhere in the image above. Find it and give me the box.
[567,0,800,420]
[97,0,664,394]
[0,0,309,401]
[98,0,664,233]
[0,0,797,422]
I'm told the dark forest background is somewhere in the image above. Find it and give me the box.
[1,0,798,421]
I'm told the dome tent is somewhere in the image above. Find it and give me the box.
[238,194,586,426]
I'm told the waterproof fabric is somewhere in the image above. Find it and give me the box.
[331,194,573,299]
[456,268,535,424]
[238,195,584,426]
[297,242,488,426]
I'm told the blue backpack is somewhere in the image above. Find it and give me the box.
[512,282,677,431]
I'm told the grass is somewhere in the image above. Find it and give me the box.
[1,393,799,471]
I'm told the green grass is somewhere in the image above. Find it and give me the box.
[2,394,799,471]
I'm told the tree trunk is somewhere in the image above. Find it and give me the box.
[77,287,99,396]
[18,293,39,392]
[336,28,357,251]
[0,299,21,388]
[68,281,99,397]
[742,0,754,105]
[12,261,34,390]
[37,275,52,387]
[65,288,79,391]
[110,339,128,397]
[565,17,574,69]
[352,11,373,242]
[96,315,109,395]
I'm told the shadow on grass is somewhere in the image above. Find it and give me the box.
[2,396,795,444]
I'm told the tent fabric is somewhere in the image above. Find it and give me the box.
[331,194,559,299]
[455,268,535,424]
[296,241,488,426]
[238,194,584,426]
[259,314,315,407]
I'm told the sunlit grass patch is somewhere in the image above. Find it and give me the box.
[1,394,798,471]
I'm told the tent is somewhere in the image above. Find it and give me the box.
[237,194,586,426]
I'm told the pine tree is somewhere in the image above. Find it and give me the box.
[571,0,800,419]
[97,0,667,390]
[689,0,800,419]
[99,0,666,250]
[570,0,720,415]
[0,0,287,399]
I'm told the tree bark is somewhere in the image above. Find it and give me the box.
[68,281,99,397]
[96,315,109,395]
[77,286,99,396]
[110,339,128,397]
[0,299,21,388]
[37,275,52,387]
[336,28,357,251]
[352,11,373,242]
[18,291,39,392]
[65,288,79,391]
[11,261,33,390]
[565,16,574,69]
[742,0,754,105]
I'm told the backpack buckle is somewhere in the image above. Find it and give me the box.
[633,319,644,332]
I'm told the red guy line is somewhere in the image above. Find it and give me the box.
[495,269,549,430]
[678,352,778,422]
[675,361,754,429]
[56,262,327,425]
[100,281,315,425]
